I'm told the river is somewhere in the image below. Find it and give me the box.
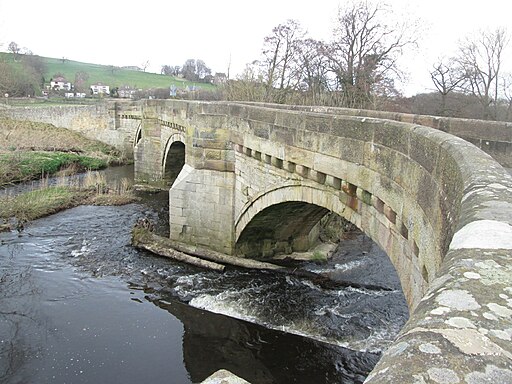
[0,166,408,384]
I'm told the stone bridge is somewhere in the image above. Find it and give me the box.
[3,100,512,382]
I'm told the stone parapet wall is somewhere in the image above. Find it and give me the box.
[365,144,512,383]
[244,102,512,168]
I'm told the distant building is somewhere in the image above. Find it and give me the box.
[50,76,72,91]
[118,85,136,99]
[90,82,110,95]
[64,92,85,98]
[121,66,142,71]
[213,72,228,85]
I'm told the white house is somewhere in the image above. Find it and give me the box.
[90,82,110,95]
[118,85,136,98]
[50,76,72,91]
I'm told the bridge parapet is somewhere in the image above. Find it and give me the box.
[242,102,512,168]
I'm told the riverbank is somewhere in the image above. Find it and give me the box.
[0,117,129,186]
[0,171,138,231]
[0,117,136,230]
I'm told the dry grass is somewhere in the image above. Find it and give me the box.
[0,171,138,228]
[0,117,135,228]
[0,186,84,223]
[0,117,118,155]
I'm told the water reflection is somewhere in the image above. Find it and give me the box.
[0,165,134,197]
[0,246,42,383]
[148,294,380,384]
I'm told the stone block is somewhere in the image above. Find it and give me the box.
[270,125,296,146]
[204,149,222,160]
[331,116,374,141]
[309,170,326,184]
[275,110,304,130]
[304,114,332,133]
[384,204,397,224]
[373,121,410,154]
[326,175,341,190]
[283,161,296,173]
[295,164,309,178]
[271,157,283,169]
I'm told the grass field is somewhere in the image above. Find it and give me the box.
[0,52,215,92]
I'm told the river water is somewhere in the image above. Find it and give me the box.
[0,166,408,384]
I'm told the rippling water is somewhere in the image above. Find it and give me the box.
[0,170,408,384]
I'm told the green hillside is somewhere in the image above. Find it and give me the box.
[0,52,214,91]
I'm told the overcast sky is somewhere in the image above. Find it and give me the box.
[0,0,510,96]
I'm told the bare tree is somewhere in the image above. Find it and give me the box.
[455,28,509,120]
[221,62,266,102]
[196,59,212,81]
[161,65,172,75]
[7,41,20,61]
[430,57,465,116]
[502,73,512,121]
[161,65,181,76]
[259,19,306,103]
[141,60,150,72]
[74,71,89,93]
[294,38,330,105]
[182,59,198,81]
[322,1,418,109]
[0,62,15,94]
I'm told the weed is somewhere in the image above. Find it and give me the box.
[0,186,79,222]
[311,250,327,263]
[0,151,108,186]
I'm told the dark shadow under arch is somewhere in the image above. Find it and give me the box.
[134,123,142,147]
[163,141,185,186]
[236,201,330,258]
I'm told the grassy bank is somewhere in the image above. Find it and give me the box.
[0,117,136,230]
[0,172,138,230]
[0,117,128,186]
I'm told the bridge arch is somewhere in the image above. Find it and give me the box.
[162,133,186,186]
[236,182,351,242]
[235,181,416,301]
